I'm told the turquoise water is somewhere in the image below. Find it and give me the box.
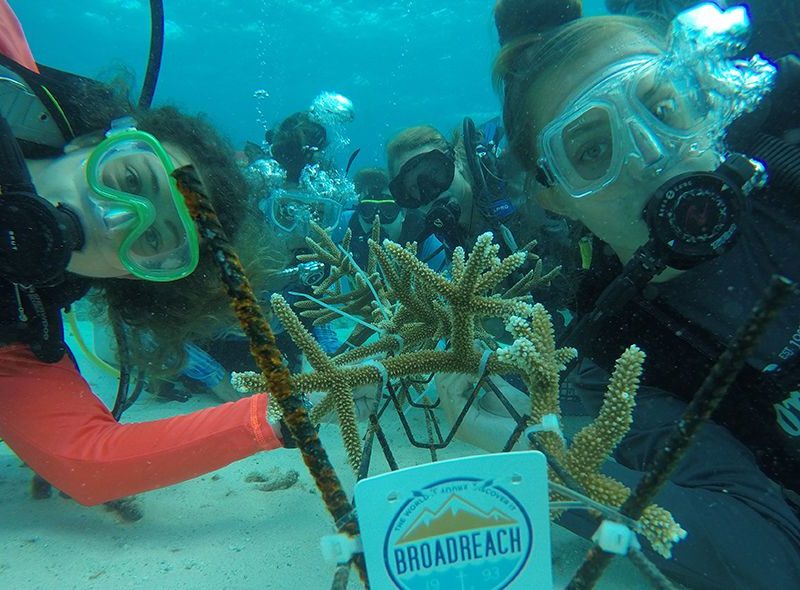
[9,0,608,169]
[3,3,656,589]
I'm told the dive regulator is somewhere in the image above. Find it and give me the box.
[560,152,766,350]
[644,152,766,270]
[0,114,84,287]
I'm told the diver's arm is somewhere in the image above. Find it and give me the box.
[0,343,282,506]
[0,0,39,73]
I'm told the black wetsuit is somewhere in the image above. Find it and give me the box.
[560,125,800,588]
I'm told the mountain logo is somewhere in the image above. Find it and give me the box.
[384,477,534,589]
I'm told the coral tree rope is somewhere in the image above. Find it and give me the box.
[172,166,367,584]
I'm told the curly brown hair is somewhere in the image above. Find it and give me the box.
[269,111,329,184]
[94,106,281,375]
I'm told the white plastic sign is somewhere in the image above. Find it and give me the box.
[354,451,553,590]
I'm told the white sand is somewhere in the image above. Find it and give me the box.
[0,325,651,589]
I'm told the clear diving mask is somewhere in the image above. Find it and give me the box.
[264,187,343,234]
[84,119,200,281]
[536,2,776,198]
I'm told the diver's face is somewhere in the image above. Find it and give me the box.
[357,208,406,241]
[392,146,475,232]
[532,35,719,262]
[28,142,194,278]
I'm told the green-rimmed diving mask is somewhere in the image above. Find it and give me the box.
[84,124,200,282]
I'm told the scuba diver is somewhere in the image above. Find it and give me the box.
[260,184,345,360]
[386,120,511,255]
[204,102,361,375]
[267,110,330,184]
[266,93,356,185]
[437,1,800,588]
[247,128,356,363]
[386,119,571,273]
[1,2,289,507]
[334,167,447,272]
[338,168,407,267]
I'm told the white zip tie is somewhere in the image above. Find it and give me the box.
[359,359,389,394]
[477,348,493,378]
[320,533,363,564]
[525,413,565,442]
[387,332,404,351]
[592,520,641,556]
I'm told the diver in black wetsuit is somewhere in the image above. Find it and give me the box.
[438,2,800,588]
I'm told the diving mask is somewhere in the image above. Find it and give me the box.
[536,2,776,198]
[264,187,343,234]
[389,148,455,208]
[84,122,200,281]
[356,198,402,223]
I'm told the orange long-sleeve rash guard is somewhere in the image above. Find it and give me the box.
[0,344,282,506]
[0,0,39,72]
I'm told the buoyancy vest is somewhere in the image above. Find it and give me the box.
[0,54,132,156]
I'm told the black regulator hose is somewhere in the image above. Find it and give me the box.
[0,114,84,287]
[0,111,35,195]
[138,0,165,110]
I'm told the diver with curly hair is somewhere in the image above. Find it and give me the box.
[0,3,288,507]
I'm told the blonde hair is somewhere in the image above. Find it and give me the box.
[386,125,450,175]
[385,124,474,187]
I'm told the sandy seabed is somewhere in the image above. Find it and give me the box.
[0,326,650,590]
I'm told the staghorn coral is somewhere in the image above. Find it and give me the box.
[232,225,685,558]
[499,311,686,558]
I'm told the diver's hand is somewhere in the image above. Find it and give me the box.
[210,374,245,403]
[434,372,528,453]
[309,383,379,423]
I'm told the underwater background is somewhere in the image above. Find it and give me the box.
[1,3,691,589]
[10,0,607,170]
